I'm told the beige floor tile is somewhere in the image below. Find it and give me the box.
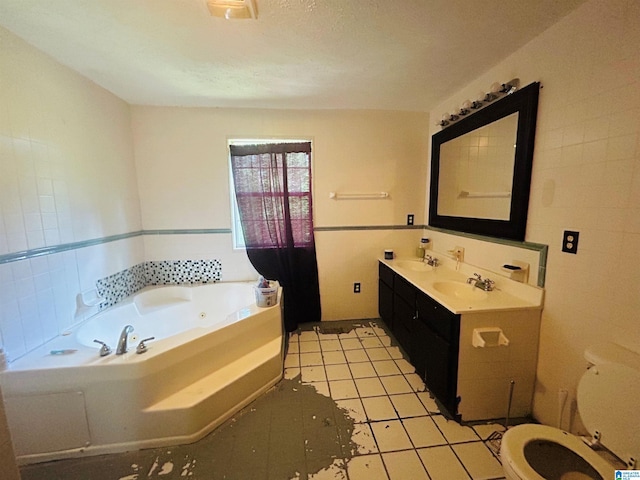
[416,392,440,414]
[345,349,369,363]
[370,420,412,452]
[322,350,347,365]
[285,354,300,368]
[404,373,427,392]
[299,352,324,366]
[355,327,377,338]
[307,458,347,480]
[329,379,359,400]
[393,358,415,372]
[316,332,339,340]
[472,423,506,441]
[338,330,358,339]
[372,360,401,377]
[299,340,321,353]
[325,364,352,381]
[386,347,405,360]
[341,338,364,350]
[284,367,301,380]
[380,375,413,395]
[418,446,470,480]
[299,331,319,342]
[377,335,392,347]
[382,450,429,480]
[366,348,392,361]
[306,381,330,397]
[361,396,398,421]
[370,326,388,337]
[319,339,342,351]
[350,423,379,455]
[432,415,480,444]
[453,442,504,480]
[288,341,300,353]
[335,398,367,423]
[389,393,428,418]
[349,361,377,379]
[360,337,383,348]
[354,377,386,397]
[345,454,389,480]
[402,416,447,448]
[301,366,327,383]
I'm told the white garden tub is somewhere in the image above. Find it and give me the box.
[0,282,284,464]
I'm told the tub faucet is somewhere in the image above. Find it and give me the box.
[116,325,134,355]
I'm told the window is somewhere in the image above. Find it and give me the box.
[228,140,313,250]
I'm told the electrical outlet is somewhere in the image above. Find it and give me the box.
[353,282,361,293]
[407,214,414,226]
[562,230,579,254]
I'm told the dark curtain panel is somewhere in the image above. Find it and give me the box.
[230,142,321,332]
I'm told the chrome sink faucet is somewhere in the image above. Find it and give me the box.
[116,325,134,355]
[424,255,439,267]
[467,273,495,291]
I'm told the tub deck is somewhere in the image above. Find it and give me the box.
[0,283,284,464]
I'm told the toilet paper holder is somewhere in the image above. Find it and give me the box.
[472,328,509,348]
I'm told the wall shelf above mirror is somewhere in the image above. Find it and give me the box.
[429,82,540,241]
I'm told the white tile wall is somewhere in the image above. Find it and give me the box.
[427,0,640,429]
[0,27,142,361]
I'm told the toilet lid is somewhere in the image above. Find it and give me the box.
[578,363,640,463]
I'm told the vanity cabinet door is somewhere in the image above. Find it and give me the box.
[414,292,460,419]
[393,293,415,357]
[378,279,393,330]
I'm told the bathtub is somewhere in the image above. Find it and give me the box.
[0,282,284,465]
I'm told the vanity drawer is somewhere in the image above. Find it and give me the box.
[416,292,459,341]
[394,275,416,306]
[379,262,395,288]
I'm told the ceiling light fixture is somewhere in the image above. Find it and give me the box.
[437,78,520,128]
[207,0,257,19]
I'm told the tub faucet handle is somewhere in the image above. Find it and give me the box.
[93,339,112,357]
[136,337,155,354]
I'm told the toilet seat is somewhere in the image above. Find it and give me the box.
[501,424,614,480]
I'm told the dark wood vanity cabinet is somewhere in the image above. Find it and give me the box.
[378,262,461,419]
[414,292,460,418]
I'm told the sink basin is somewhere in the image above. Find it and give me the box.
[432,281,489,301]
[395,260,432,272]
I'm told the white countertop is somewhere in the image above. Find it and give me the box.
[380,256,544,314]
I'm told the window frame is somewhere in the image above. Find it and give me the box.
[228,138,313,250]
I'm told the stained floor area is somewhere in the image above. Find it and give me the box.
[20,320,509,480]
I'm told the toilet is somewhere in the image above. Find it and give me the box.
[500,342,640,480]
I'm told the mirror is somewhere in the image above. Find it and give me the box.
[429,82,540,241]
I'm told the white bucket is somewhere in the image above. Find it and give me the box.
[254,282,278,307]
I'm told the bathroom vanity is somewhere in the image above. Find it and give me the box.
[378,257,543,422]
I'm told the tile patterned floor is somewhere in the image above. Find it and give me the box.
[20,319,508,480]
[284,320,507,480]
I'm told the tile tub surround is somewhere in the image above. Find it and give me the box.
[20,320,510,480]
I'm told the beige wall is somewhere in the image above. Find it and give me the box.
[426,0,640,431]
[131,107,430,319]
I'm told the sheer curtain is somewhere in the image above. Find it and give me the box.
[230,142,321,332]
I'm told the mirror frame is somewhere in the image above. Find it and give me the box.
[429,82,540,241]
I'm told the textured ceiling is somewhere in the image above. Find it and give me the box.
[0,0,586,111]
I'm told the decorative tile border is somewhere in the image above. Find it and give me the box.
[145,260,222,286]
[96,263,147,309]
[95,260,223,309]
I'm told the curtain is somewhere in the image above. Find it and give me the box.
[230,142,321,332]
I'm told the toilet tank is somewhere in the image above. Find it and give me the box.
[583,342,640,369]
